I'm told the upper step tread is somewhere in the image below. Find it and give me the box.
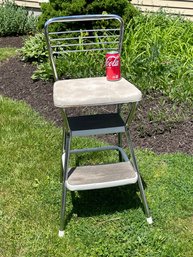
[68,113,125,136]
[68,113,125,131]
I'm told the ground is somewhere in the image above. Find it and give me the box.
[0,36,192,155]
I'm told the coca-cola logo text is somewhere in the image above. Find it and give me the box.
[106,56,119,67]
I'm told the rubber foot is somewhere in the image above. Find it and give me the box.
[58,230,64,237]
[146,217,153,224]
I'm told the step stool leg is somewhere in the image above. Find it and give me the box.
[137,175,153,224]
[118,132,123,162]
[125,128,153,224]
[117,104,123,162]
[59,133,71,237]
[59,186,67,237]
[60,127,66,183]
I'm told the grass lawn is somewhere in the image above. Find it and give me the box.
[1,96,193,257]
[0,48,17,61]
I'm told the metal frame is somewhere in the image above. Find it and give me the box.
[44,14,152,238]
[44,14,124,81]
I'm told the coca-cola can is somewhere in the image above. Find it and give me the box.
[105,51,121,81]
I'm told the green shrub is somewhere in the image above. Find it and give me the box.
[20,30,105,81]
[32,51,105,81]
[0,0,37,36]
[19,33,48,62]
[37,0,139,30]
[121,12,193,103]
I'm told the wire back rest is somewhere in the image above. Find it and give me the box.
[44,14,124,80]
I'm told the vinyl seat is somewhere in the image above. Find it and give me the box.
[54,77,142,108]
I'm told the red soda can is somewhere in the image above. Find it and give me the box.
[105,51,121,81]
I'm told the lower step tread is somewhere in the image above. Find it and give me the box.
[66,161,138,191]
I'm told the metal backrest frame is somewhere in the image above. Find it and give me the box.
[44,14,124,81]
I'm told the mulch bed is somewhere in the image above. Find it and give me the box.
[0,36,193,155]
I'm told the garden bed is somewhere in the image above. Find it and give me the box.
[0,36,192,155]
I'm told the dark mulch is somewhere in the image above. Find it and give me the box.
[0,37,193,155]
[0,36,26,48]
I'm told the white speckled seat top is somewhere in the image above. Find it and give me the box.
[53,77,142,108]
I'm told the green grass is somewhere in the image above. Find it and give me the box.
[1,96,193,257]
[0,47,17,61]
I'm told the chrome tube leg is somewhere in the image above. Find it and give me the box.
[59,133,71,237]
[125,127,153,224]
[60,109,70,182]
[118,132,123,162]
[59,186,67,237]
[117,104,123,162]
[60,127,66,183]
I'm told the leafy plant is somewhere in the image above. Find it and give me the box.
[121,12,193,103]
[31,61,53,80]
[0,0,37,36]
[32,51,105,81]
[19,33,48,62]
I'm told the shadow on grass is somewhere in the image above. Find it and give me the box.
[62,175,149,230]
[70,184,143,217]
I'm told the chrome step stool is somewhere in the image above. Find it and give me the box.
[44,14,153,237]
